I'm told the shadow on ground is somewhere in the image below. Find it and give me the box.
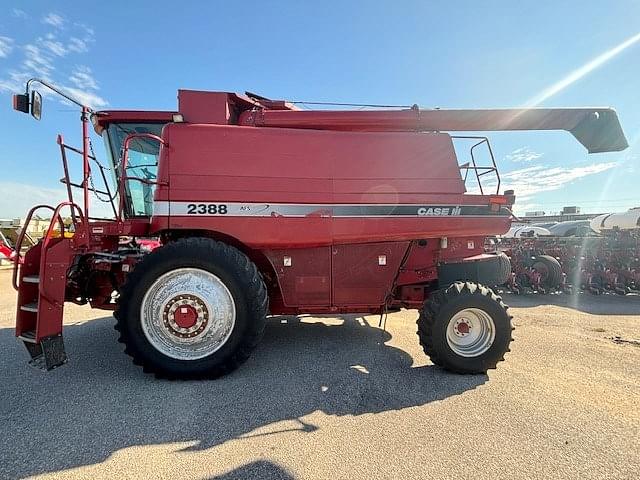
[207,460,296,480]
[501,291,640,315]
[0,315,486,479]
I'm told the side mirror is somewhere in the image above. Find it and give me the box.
[30,90,42,120]
[12,94,29,114]
[11,91,42,120]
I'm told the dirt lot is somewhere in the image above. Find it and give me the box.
[0,269,638,479]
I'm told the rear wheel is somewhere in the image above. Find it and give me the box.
[115,237,268,379]
[417,281,513,374]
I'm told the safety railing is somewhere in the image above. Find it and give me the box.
[38,202,87,304]
[57,135,118,220]
[12,202,88,292]
[453,136,501,195]
[12,205,62,291]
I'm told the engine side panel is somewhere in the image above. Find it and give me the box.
[263,248,332,307]
[331,242,410,306]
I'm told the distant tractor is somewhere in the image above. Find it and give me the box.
[10,79,627,377]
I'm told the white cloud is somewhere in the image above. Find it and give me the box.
[0,36,14,58]
[75,23,95,38]
[468,161,618,209]
[0,70,29,94]
[512,203,544,215]
[499,162,618,199]
[0,182,115,219]
[43,13,65,28]
[504,147,543,163]
[69,65,98,90]
[62,86,108,109]
[13,8,27,18]
[0,182,69,219]
[0,22,107,109]
[23,44,55,77]
[42,38,67,57]
[67,37,88,53]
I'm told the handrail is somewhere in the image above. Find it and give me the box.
[58,135,76,223]
[38,201,88,304]
[118,133,166,221]
[57,134,118,219]
[57,140,97,160]
[12,205,64,290]
[60,178,111,195]
[452,136,501,196]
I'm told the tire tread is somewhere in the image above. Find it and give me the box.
[416,281,513,374]
[115,237,268,379]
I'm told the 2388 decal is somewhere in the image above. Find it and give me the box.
[186,203,228,215]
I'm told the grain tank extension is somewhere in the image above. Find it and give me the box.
[10,80,627,377]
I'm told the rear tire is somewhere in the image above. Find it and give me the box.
[115,237,268,379]
[417,281,513,374]
[532,255,563,289]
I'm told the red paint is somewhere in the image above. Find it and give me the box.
[93,110,175,131]
[174,306,198,329]
[263,248,332,306]
[0,240,13,260]
[457,322,470,334]
[11,87,627,352]
[332,242,410,306]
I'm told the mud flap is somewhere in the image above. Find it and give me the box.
[23,334,67,371]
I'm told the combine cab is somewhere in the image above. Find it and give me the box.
[10,79,627,377]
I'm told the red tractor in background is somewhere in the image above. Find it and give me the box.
[0,234,15,263]
[10,79,627,378]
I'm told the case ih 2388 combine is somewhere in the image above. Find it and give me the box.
[10,80,627,378]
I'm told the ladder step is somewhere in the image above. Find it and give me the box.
[18,330,37,343]
[23,275,40,284]
[20,302,38,313]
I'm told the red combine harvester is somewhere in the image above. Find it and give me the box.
[10,79,627,378]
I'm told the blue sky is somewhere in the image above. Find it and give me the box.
[0,1,638,218]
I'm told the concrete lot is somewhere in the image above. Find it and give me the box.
[0,269,639,479]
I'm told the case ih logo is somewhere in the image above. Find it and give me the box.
[417,206,462,216]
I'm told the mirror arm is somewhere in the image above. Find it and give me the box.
[25,78,93,112]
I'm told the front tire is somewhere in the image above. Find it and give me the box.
[417,281,513,374]
[115,237,268,379]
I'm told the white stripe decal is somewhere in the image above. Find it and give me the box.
[153,201,507,217]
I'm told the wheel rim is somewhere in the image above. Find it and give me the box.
[140,268,236,360]
[446,308,495,357]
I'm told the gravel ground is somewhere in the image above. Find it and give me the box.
[0,269,638,479]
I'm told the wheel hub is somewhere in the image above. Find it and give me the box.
[453,318,471,336]
[174,305,198,329]
[163,294,209,337]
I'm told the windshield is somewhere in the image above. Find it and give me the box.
[103,122,165,217]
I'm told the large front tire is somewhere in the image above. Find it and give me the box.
[115,237,268,379]
[417,282,513,374]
